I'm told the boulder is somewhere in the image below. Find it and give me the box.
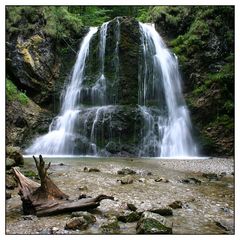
[6,174,18,189]
[65,217,90,230]
[6,191,12,200]
[119,176,134,184]
[215,219,234,233]
[127,203,138,211]
[22,215,38,221]
[100,216,120,234]
[149,207,173,216]
[88,168,101,172]
[168,201,183,209]
[83,167,100,172]
[155,177,169,183]
[136,211,172,234]
[202,173,219,181]
[71,211,96,224]
[117,210,141,223]
[106,141,120,154]
[6,158,15,170]
[117,168,136,175]
[180,177,201,184]
[6,98,53,149]
[6,146,24,166]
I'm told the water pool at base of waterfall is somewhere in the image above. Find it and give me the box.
[6,157,234,234]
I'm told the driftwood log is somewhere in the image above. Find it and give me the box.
[13,155,114,217]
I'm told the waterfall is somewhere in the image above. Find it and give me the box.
[91,22,108,105]
[26,27,99,155]
[138,23,197,157]
[26,18,197,157]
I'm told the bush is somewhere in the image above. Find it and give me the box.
[43,6,83,39]
[6,6,84,40]
[6,79,28,105]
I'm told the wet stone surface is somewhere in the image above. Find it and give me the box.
[6,156,234,234]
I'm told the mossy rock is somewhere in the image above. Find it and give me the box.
[30,34,43,45]
[136,211,172,234]
[6,158,15,170]
[118,211,141,223]
[6,146,24,166]
[100,216,120,234]
[71,211,96,224]
[6,174,18,189]
[65,217,90,230]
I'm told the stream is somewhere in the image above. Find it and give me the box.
[6,156,234,234]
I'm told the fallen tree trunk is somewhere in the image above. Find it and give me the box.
[13,155,114,216]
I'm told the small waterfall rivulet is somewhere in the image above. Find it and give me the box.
[26,26,99,155]
[138,23,197,157]
[26,18,197,157]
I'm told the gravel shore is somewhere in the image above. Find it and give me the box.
[144,157,234,174]
[6,157,234,234]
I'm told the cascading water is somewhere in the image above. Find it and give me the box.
[26,18,197,157]
[26,26,101,155]
[138,23,197,157]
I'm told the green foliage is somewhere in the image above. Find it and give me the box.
[136,8,150,22]
[6,6,41,35]
[189,19,209,36]
[6,79,28,105]
[6,6,151,40]
[42,7,83,39]
[149,6,193,33]
[210,115,233,130]
[75,6,110,26]
[101,6,150,21]
[6,6,84,40]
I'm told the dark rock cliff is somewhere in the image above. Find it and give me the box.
[6,6,86,149]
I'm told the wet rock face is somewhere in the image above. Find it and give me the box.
[82,17,140,105]
[117,17,140,105]
[6,34,60,108]
[6,99,53,149]
[72,105,144,156]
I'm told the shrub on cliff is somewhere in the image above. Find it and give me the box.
[6,79,28,105]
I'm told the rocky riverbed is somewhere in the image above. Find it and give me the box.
[6,156,234,234]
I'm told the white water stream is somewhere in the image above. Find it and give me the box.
[138,23,198,157]
[26,20,197,157]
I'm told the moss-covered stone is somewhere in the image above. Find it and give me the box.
[100,216,120,234]
[65,217,90,230]
[136,211,172,234]
[6,174,18,189]
[6,146,24,166]
[6,158,15,170]
[118,211,141,223]
[71,211,96,224]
